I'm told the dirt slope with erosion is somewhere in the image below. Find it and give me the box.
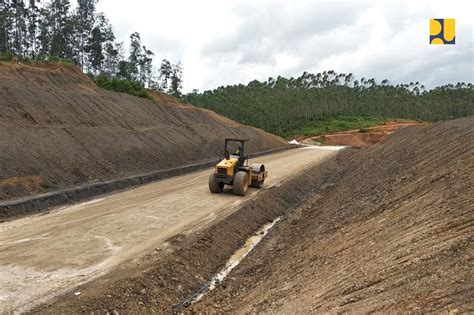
[193,117,474,313]
[0,63,286,202]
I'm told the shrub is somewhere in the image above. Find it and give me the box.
[0,51,15,61]
[94,75,152,100]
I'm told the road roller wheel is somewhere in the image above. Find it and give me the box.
[233,171,249,196]
[209,173,224,193]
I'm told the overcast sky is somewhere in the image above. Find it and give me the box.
[96,0,473,92]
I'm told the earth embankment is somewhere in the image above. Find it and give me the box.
[0,63,286,203]
[192,116,474,313]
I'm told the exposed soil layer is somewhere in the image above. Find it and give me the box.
[31,149,342,314]
[0,145,292,220]
[192,117,474,313]
[301,121,425,147]
[0,63,286,202]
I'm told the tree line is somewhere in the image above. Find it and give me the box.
[0,0,183,96]
[185,71,473,137]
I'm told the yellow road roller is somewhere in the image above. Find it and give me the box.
[209,139,267,196]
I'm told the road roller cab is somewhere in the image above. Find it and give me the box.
[209,139,268,196]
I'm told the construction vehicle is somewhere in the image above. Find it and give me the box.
[209,139,268,196]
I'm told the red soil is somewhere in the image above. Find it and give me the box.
[301,121,426,147]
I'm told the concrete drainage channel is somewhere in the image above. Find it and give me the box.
[175,217,282,312]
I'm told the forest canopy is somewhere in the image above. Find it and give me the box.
[185,70,473,138]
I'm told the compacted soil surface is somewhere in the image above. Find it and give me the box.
[191,117,473,313]
[0,147,342,313]
[0,63,286,202]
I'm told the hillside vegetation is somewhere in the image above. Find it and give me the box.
[185,71,473,138]
[282,116,395,139]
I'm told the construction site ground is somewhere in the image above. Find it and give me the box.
[0,147,340,313]
[1,63,472,314]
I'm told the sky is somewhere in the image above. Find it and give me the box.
[96,0,473,93]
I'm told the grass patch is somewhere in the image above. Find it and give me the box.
[93,75,153,100]
[282,116,402,139]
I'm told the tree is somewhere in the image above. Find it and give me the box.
[103,41,123,76]
[35,5,47,56]
[74,0,97,70]
[0,3,13,54]
[88,26,103,73]
[128,32,141,81]
[117,60,132,80]
[46,0,74,59]
[139,45,153,87]
[87,13,114,74]
[169,61,183,97]
[25,3,40,57]
[11,1,28,56]
[159,59,172,90]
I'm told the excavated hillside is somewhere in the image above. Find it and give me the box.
[192,117,474,313]
[0,63,286,202]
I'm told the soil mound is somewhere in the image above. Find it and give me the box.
[193,117,474,313]
[0,63,286,201]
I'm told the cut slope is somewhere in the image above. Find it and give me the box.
[0,63,286,201]
[192,117,474,313]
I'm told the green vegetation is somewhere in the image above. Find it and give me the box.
[281,116,394,139]
[94,75,152,100]
[0,54,76,66]
[0,51,14,61]
[185,71,473,138]
[0,0,183,96]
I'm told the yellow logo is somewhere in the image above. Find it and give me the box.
[430,19,455,45]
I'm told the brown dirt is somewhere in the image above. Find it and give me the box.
[0,62,286,202]
[191,117,474,313]
[301,121,426,147]
[0,176,44,197]
[27,149,340,314]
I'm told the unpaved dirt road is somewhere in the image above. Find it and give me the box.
[0,147,340,313]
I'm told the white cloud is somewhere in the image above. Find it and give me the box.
[97,0,473,92]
